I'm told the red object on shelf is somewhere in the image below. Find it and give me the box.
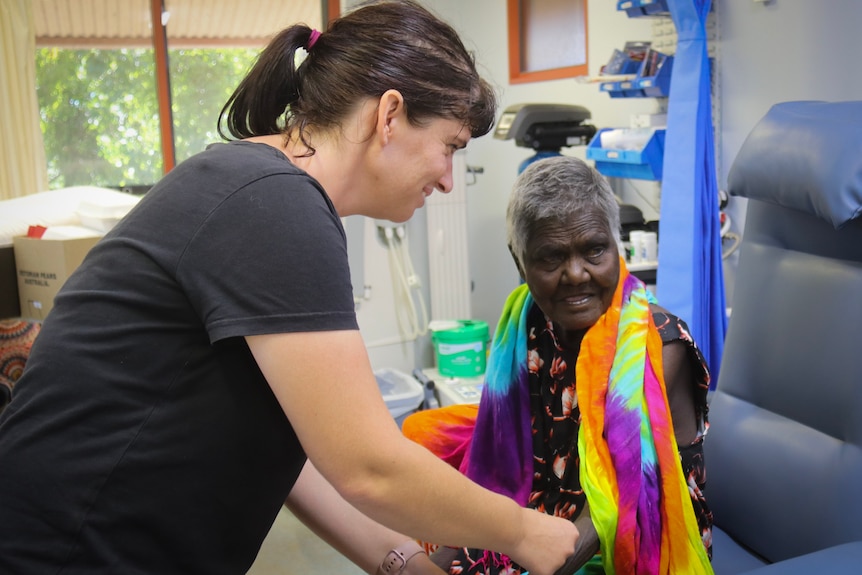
[26,225,47,239]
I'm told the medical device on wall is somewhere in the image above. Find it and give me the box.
[376,221,429,341]
[494,103,598,172]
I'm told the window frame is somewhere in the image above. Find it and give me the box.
[148,0,341,174]
[36,0,340,180]
[506,0,589,85]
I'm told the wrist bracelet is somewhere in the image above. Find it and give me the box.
[376,540,425,575]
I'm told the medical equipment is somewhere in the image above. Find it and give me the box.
[493,103,598,173]
[376,221,429,341]
[411,368,440,409]
[494,103,597,151]
[414,367,483,407]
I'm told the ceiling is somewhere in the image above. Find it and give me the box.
[33,0,326,48]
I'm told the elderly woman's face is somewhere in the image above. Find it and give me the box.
[521,207,620,341]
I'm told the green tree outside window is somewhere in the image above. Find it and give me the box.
[37,47,257,190]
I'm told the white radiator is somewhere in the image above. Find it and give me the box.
[425,151,472,321]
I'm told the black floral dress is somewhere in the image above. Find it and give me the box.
[446,303,713,575]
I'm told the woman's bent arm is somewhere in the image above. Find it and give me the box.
[247,330,579,575]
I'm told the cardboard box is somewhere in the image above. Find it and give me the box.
[13,235,101,321]
[0,246,20,319]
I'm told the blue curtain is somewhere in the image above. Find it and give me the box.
[656,0,726,388]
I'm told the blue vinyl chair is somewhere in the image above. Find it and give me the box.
[705,100,862,574]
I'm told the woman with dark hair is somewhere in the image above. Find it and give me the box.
[0,2,578,575]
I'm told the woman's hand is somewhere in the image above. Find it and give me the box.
[509,510,580,575]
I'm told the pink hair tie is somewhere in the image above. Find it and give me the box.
[307,29,321,50]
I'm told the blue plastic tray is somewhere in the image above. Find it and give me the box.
[586,128,666,181]
[600,55,673,98]
[617,0,670,17]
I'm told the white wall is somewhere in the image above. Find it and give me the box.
[351,216,422,372]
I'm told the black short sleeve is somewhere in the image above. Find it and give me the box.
[176,172,357,342]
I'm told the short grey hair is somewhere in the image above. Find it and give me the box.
[506,155,621,266]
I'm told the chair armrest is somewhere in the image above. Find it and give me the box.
[737,541,862,575]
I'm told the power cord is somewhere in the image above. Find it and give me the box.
[719,190,741,260]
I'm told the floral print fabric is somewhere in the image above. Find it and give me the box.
[446,303,712,575]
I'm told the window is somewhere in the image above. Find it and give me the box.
[507,0,589,84]
[33,0,338,190]
[36,46,259,189]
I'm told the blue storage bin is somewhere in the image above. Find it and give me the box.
[617,0,670,17]
[586,128,666,181]
[600,54,672,98]
[603,48,646,76]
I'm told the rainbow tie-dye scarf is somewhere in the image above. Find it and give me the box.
[457,259,713,575]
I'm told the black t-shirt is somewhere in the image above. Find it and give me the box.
[0,141,358,573]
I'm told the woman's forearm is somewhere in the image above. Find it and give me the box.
[249,330,578,575]
[307,430,579,575]
[285,460,445,575]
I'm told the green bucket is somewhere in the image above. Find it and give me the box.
[431,320,489,377]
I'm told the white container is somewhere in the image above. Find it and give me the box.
[628,230,645,263]
[642,231,658,262]
[374,368,424,428]
[76,194,140,233]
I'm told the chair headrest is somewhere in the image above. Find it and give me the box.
[727,100,862,229]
